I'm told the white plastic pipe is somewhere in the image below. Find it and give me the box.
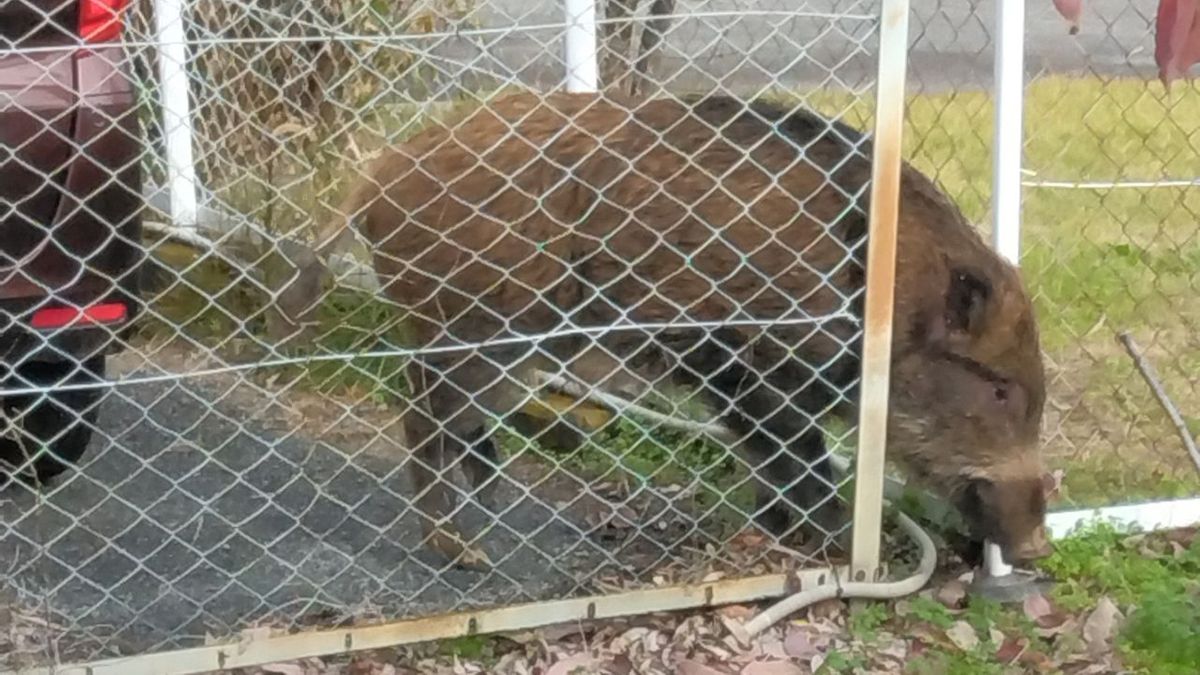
[991,0,1025,264]
[985,0,1027,579]
[563,0,600,92]
[154,0,199,230]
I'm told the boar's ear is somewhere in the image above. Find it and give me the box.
[945,267,991,337]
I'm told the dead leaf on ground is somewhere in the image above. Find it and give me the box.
[260,664,306,675]
[1164,526,1197,548]
[995,637,1026,664]
[676,659,728,675]
[1082,596,1124,656]
[782,624,824,661]
[739,661,806,675]
[717,605,756,620]
[875,637,908,664]
[756,631,788,659]
[936,580,967,609]
[545,653,600,675]
[1023,593,1071,632]
[1018,648,1058,672]
[730,529,768,549]
[807,598,845,621]
[945,621,979,652]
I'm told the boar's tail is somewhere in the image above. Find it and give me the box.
[271,171,383,341]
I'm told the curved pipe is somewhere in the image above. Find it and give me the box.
[528,370,939,636]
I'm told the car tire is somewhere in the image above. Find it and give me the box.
[0,355,106,486]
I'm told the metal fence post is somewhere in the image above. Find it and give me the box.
[153,0,199,230]
[849,0,912,583]
[984,0,1027,581]
[563,0,600,92]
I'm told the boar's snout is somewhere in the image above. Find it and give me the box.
[956,473,1052,566]
[1007,523,1053,564]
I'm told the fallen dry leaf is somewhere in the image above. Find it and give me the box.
[782,625,822,661]
[545,653,599,675]
[260,664,306,675]
[718,605,756,621]
[1164,526,1197,547]
[739,661,806,675]
[1023,593,1070,631]
[1069,662,1117,675]
[936,580,967,609]
[807,598,845,622]
[996,637,1026,664]
[945,621,980,652]
[875,637,907,664]
[1018,648,1059,673]
[1082,596,1124,656]
[677,659,727,675]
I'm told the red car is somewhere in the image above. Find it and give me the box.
[1,0,144,485]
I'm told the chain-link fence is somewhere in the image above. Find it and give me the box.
[1,0,921,669]
[3,0,1194,671]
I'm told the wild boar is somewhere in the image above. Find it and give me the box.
[286,90,1051,567]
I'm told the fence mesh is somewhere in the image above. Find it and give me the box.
[1,0,901,668]
[3,0,1197,670]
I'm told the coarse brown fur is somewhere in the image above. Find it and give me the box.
[291,90,1052,567]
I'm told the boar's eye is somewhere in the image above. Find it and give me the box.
[945,267,991,336]
[993,382,1008,403]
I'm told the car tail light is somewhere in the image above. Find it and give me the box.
[78,0,129,43]
[31,302,128,330]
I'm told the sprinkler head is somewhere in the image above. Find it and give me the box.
[968,566,1055,603]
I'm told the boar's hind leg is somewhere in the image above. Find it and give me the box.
[403,355,522,566]
[681,337,847,550]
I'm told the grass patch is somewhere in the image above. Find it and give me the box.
[1035,521,1200,674]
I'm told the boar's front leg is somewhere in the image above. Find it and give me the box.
[678,334,849,553]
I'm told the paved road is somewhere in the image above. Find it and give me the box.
[424,0,1159,96]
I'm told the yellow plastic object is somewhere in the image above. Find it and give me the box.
[520,391,613,431]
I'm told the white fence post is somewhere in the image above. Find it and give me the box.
[849,0,912,583]
[985,0,1027,579]
[563,0,600,92]
[154,0,200,230]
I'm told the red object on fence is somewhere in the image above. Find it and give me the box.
[1155,0,1200,87]
[1052,0,1083,34]
[1050,0,1200,88]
